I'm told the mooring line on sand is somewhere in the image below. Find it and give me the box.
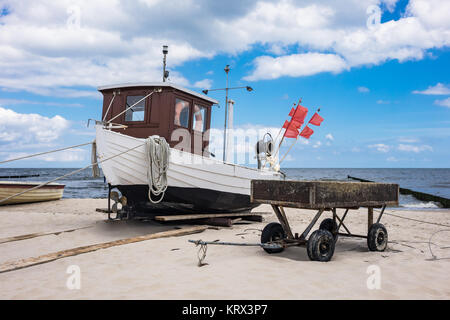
[380,211,450,228]
[0,225,94,245]
[0,225,208,274]
[374,208,450,259]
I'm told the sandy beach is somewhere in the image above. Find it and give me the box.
[0,198,449,300]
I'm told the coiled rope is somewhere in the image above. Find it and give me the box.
[145,136,170,204]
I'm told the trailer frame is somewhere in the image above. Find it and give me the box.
[251,180,398,261]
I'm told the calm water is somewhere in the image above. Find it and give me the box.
[0,168,449,209]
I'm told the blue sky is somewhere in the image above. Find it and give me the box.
[0,0,449,168]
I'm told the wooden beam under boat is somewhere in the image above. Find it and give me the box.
[154,212,267,222]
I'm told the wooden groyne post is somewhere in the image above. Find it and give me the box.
[347,175,450,208]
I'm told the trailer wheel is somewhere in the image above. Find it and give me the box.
[307,229,335,262]
[319,218,339,241]
[367,223,388,251]
[261,222,286,254]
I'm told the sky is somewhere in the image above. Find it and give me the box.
[0,0,449,168]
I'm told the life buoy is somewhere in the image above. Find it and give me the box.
[174,100,189,127]
[193,105,205,132]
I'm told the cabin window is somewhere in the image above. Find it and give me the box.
[193,105,207,132]
[125,95,145,122]
[174,98,190,128]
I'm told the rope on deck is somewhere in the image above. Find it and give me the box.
[145,136,170,204]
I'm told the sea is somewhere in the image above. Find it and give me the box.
[0,168,449,210]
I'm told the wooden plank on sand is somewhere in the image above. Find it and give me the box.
[155,212,264,221]
[0,226,92,245]
[0,225,207,274]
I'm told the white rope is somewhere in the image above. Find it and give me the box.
[145,136,170,204]
[0,142,93,165]
[102,91,116,122]
[0,143,146,205]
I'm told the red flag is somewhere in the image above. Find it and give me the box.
[288,108,295,117]
[283,119,302,138]
[290,118,303,129]
[289,105,308,124]
[309,113,324,126]
[284,126,299,138]
[293,105,308,123]
[299,126,314,139]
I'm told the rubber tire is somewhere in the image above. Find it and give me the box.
[367,223,388,251]
[261,222,286,254]
[319,218,339,241]
[307,229,335,262]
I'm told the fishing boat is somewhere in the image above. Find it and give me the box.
[0,181,65,205]
[95,51,282,215]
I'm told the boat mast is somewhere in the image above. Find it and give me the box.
[223,65,230,162]
[162,45,169,82]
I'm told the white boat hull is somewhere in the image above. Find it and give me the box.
[95,125,282,212]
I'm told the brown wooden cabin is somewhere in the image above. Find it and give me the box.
[98,83,218,156]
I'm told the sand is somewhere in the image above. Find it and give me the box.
[0,199,449,299]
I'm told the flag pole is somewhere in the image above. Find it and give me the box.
[279,138,297,165]
[274,99,302,157]
[278,107,321,166]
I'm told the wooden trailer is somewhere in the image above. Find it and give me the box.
[251,180,399,261]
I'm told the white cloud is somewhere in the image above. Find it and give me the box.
[397,143,433,152]
[2,148,86,162]
[39,148,87,162]
[313,141,322,148]
[434,97,450,108]
[377,99,391,104]
[0,98,83,108]
[325,133,334,141]
[358,86,370,93]
[386,156,398,162]
[398,137,418,143]
[369,143,390,152]
[382,0,400,12]
[413,83,450,95]
[193,79,213,90]
[0,0,448,93]
[0,107,69,144]
[244,53,347,81]
[267,43,288,55]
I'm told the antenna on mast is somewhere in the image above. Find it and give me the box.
[162,45,169,82]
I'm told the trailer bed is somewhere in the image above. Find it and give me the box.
[251,180,399,209]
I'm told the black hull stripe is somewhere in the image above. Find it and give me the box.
[115,185,257,214]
